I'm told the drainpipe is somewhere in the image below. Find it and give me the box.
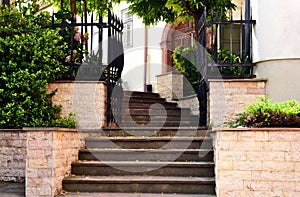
[144,26,148,92]
[245,0,251,62]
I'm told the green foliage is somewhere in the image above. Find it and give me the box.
[217,48,249,76]
[228,97,300,128]
[172,45,199,92]
[53,8,89,64]
[126,0,236,27]
[0,5,75,128]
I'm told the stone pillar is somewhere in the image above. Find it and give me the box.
[47,81,107,129]
[209,79,267,128]
[25,128,83,197]
[156,71,183,102]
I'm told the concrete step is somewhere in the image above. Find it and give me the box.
[123,97,167,103]
[121,114,199,122]
[123,108,193,116]
[71,161,215,177]
[123,102,178,109]
[123,91,161,99]
[62,176,216,194]
[78,149,213,162]
[99,127,209,137]
[85,136,213,149]
[56,192,216,197]
[118,120,197,127]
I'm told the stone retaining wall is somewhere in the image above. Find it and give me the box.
[0,128,86,197]
[0,130,26,182]
[213,128,300,196]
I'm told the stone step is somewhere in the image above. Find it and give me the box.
[71,161,215,177]
[123,102,178,109]
[121,115,199,125]
[62,176,216,194]
[78,149,213,162]
[85,136,213,149]
[123,91,161,99]
[123,96,167,103]
[123,108,193,116]
[99,127,209,137]
[56,192,216,197]
[118,120,197,127]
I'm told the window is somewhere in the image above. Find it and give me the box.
[121,8,133,47]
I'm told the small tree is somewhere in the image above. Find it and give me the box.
[126,0,235,41]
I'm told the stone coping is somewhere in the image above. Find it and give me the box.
[177,94,197,101]
[208,78,268,82]
[50,80,106,84]
[213,127,300,132]
[0,128,77,132]
[156,71,182,77]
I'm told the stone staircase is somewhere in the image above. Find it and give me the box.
[57,91,215,196]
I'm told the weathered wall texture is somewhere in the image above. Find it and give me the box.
[48,81,107,129]
[213,128,300,197]
[209,79,267,128]
[0,130,27,182]
[25,128,84,197]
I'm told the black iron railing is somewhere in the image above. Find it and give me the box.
[204,9,256,78]
[196,6,256,126]
[51,7,124,127]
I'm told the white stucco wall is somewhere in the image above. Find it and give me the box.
[252,0,300,102]
[114,3,164,92]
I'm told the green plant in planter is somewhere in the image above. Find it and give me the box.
[228,97,300,128]
[217,48,249,76]
[0,5,75,128]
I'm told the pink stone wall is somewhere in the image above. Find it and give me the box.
[209,79,267,128]
[48,81,107,129]
[213,128,300,196]
[0,130,26,182]
[25,128,84,197]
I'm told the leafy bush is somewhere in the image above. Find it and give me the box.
[228,98,300,128]
[172,45,199,93]
[0,5,75,128]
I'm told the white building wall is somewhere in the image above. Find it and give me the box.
[252,0,300,102]
[114,3,165,92]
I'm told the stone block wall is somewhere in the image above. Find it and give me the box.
[209,79,267,128]
[25,128,84,197]
[156,71,183,102]
[213,128,300,197]
[48,81,107,129]
[0,130,27,182]
[177,94,199,115]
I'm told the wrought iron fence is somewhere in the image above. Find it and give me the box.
[204,8,256,78]
[51,7,124,127]
[196,6,256,126]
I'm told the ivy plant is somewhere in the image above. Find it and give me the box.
[0,5,75,128]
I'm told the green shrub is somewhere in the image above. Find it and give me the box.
[228,97,300,128]
[0,5,75,128]
[172,45,199,93]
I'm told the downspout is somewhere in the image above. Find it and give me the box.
[245,0,251,62]
[143,26,148,92]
